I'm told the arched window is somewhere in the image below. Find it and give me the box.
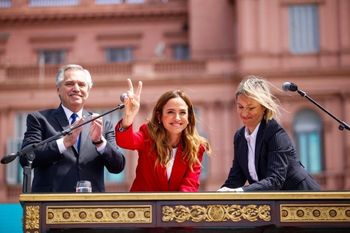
[293,109,323,174]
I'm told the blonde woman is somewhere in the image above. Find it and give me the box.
[116,79,211,192]
[218,76,320,192]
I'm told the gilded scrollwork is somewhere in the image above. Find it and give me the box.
[280,204,350,222]
[25,205,40,232]
[46,205,152,224]
[162,204,271,223]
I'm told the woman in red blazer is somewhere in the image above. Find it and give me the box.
[115,79,211,192]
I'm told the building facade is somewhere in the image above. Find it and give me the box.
[0,0,349,202]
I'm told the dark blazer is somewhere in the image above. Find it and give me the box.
[222,119,320,191]
[20,105,125,193]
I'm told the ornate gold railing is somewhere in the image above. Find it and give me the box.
[20,192,350,233]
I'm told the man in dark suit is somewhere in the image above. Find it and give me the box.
[20,64,125,192]
[218,76,320,192]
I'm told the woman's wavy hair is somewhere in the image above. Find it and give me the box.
[147,90,211,170]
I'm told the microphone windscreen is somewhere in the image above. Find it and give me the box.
[282,82,291,91]
[282,82,298,92]
[120,93,128,103]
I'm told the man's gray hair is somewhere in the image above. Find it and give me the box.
[55,64,93,89]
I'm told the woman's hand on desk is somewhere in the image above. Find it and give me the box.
[217,186,244,192]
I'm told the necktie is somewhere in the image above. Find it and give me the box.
[70,113,81,152]
[70,113,78,124]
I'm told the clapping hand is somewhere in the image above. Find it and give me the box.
[89,113,104,145]
[63,118,83,148]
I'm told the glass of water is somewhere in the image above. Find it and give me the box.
[75,180,92,193]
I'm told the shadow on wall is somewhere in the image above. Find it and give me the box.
[0,203,22,233]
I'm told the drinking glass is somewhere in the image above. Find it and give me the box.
[75,180,92,193]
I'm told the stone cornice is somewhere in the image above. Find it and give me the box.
[0,5,187,24]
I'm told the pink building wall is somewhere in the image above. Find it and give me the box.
[0,0,349,202]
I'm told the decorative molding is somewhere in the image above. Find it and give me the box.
[0,6,187,24]
[280,0,326,6]
[29,36,76,44]
[96,33,143,41]
[25,205,40,233]
[162,204,271,223]
[19,192,350,202]
[46,205,152,224]
[281,204,350,222]
[163,31,187,39]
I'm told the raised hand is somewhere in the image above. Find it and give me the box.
[122,78,143,128]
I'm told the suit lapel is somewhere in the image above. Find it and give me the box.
[238,128,249,176]
[78,110,92,155]
[54,105,69,131]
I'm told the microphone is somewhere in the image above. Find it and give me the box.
[1,153,18,164]
[1,144,35,165]
[120,93,128,103]
[281,81,350,131]
[282,82,298,92]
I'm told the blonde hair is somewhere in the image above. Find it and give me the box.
[236,75,280,121]
[147,90,211,170]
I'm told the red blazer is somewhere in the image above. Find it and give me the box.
[115,121,204,192]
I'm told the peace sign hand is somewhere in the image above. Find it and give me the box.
[122,78,143,128]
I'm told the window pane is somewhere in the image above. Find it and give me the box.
[193,107,209,182]
[200,152,209,181]
[0,0,11,8]
[96,0,123,4]
[293,109,323,174]
[126,0,144,4]
[6,139,23,184]
[172,44,190,60]
[288,4,319,54]
[38,50,66,65]
[29,0,80,7]
[298,133,308,170]
[6,112,29,185]
[106,47,133,63]
[95,0,144,4]
[309,132,321,173]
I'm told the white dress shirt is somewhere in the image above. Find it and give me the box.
[166,148,177,180]
[244,123,260,182]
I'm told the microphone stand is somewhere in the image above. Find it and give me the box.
[1,104,125,193]
[296,89,349,131]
